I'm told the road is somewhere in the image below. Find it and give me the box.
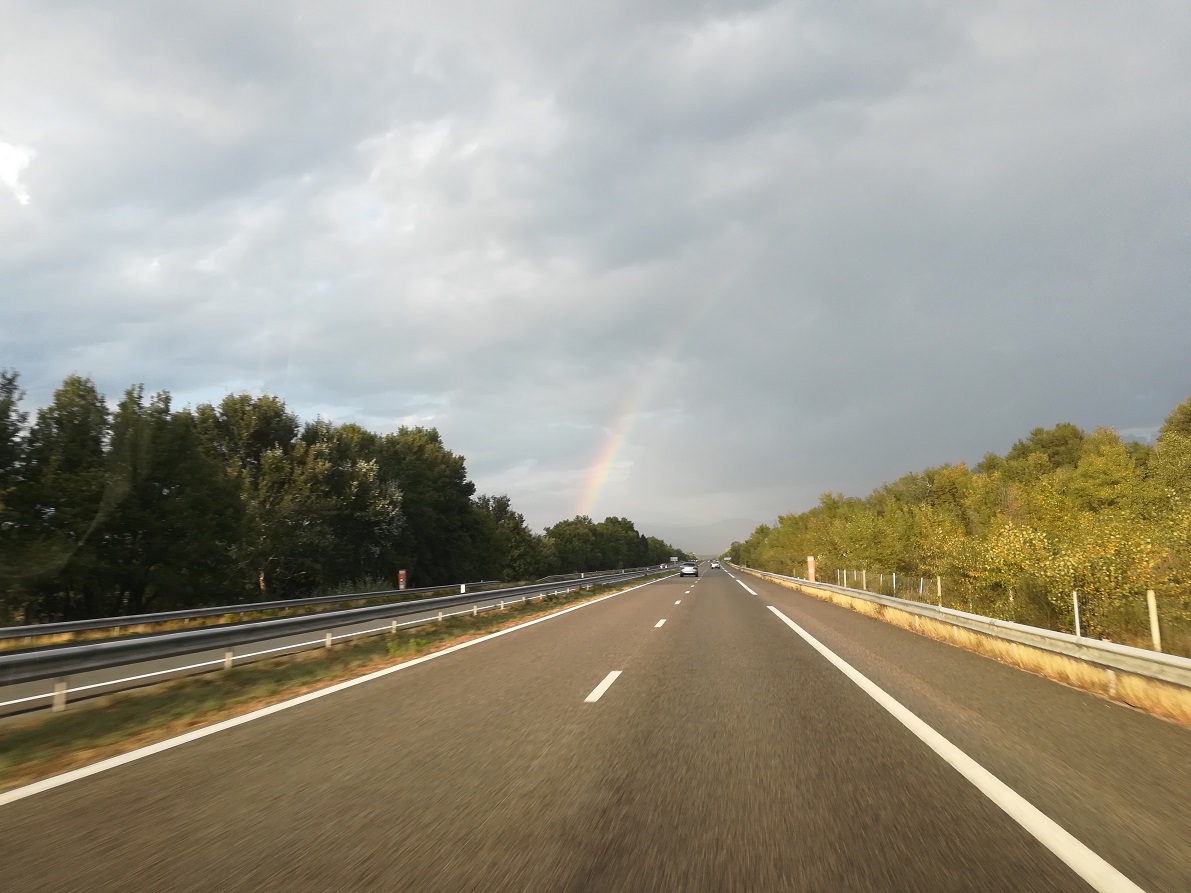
[1,566,1188,891]
[0,580,616,720]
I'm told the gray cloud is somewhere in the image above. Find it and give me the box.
[2,1,1189,553]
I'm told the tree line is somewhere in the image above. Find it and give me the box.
[731,398,1191,641]
[0,371,687,623]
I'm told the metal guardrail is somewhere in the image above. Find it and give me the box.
[534,565,671,584]
[735,565,1191,690]
[0,570,661,688]
[0,581,506,641]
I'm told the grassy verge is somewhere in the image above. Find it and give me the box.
[0,574,666,793]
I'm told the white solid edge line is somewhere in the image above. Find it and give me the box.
[737,580,757,596]
[654,619,666,628]
[584,670,622,703]
[4,594,569,709]
[765,605,1147,893]
[0,578,663,808]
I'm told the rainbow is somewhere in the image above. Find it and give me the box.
[572,287,724,517]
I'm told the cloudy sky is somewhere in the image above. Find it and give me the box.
[2,1,1188,553]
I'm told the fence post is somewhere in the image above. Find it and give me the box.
[1147,590,1162,652]
[1073,591,1082,637]
[52,677,68,713]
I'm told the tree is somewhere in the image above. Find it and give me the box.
[18,375,111,619]
[1006,423,1086,471]
[100,388,243,613]
[379,427,477,586]
[472,494,546,581]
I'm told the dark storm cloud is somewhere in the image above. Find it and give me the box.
[2,1,1189,553]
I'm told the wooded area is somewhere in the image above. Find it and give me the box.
[732,398,1191,648]
[0,371,685,623]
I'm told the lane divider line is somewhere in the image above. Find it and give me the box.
[766,605,1147,893]
[737,580,757,596]
[675,600,681,605]
[0,578,666,808]
[655,619,666,628]
[584,671,622,703]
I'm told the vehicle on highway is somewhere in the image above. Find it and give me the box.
[679,561,699,577]
[710,560,720,569]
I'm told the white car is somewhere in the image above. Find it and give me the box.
[679,561,699,577]
[710,560,720,569]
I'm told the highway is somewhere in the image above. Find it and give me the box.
[1,565,1188,891]
[0,578,634,719]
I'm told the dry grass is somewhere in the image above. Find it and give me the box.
[752,572,1191,727]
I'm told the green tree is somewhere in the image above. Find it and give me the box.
[379,427,477,586]
[100,388,243,613]
[18,375,111,619]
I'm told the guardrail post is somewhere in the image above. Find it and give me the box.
[1147,590,1162,652]
[52,677,68,712]
[223,649,234,670]
[1073,591,1082,637]
[325,632,333,648]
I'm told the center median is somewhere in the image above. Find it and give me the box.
[0,572,671,797]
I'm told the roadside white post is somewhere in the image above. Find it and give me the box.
[936,576,942,606]
[1147,590,1162,652]
[325,632,333,648]
[437,611,443,622]
[862,569,867,591]
[1073,591,1082,637]
[919,577,924,596]
[460,583,466,594]
[52,677,68,713]
[892,572,896,594]
[223,649,234,670]
[473,604,478,616]
[391,619,397,633]
[499,600,504,610]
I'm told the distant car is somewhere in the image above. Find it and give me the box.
[710,560,720,569]
[679,561,699,577]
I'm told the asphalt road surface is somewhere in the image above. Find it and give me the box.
[0,580,616,720]
[1,566,1188,891]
